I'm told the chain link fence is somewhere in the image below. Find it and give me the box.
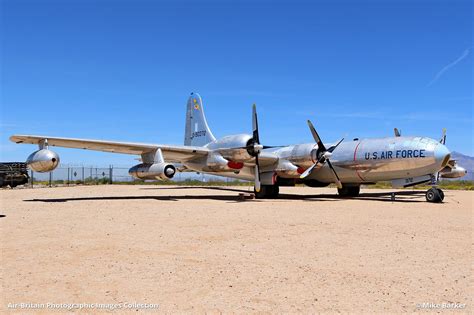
[27,164,248,187]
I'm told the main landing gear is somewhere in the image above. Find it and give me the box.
[337,185,360,197]
[426,187,444,203]
[254,185,279,199]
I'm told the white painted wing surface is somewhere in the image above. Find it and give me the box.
[10,135,209,163]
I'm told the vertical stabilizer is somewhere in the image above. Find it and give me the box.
[184,93,216,146]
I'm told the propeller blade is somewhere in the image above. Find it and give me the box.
[254,155,261,192]
[299,162,318,179]
[229,144,285,151]
[262,145,285,149]
[327,138,344,153]
[435,123,445,182]
[440,128,446,145]
[326,159,342,189]
[307,120,326,151]
[394,128,401,137]
[252,104,260,144]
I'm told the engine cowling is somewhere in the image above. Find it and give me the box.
[275,160,302,178]
[26,149,60,172]
[208,134,254,162]
[129,163,176,180]
[440,165,467,178]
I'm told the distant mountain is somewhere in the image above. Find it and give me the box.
[448,151,474,181]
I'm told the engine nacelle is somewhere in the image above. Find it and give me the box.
[129,163,176,180]
[440,166,467,179]
[275,160,302,178]
[26,149,60,172]
[208,134,254,162]
[278,143,318,170]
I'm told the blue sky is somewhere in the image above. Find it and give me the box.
[1,0,472,166]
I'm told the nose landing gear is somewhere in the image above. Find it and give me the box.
[426,187,444,203]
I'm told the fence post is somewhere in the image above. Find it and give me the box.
[82,166,85,184]
[109,165,113,184]
[30,169,34,188]
[67,166,70,186]
[49,171,52,187]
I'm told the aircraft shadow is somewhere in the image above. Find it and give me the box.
[140,186,252,193]
[24,190,425,203]
[25,195,240,203]
[281,190,426,203]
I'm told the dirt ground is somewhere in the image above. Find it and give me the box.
[1,185,472,313]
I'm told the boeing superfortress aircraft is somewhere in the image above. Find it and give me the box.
[11,93,466,202]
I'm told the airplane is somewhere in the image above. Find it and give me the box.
[10,92,466,203]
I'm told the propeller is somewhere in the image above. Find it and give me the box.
[436,128,447,183]
[440,128,446,145]
[300,120,344,189]
[251,104,262,192]
[233,104,284,192]
[225,104,286,191]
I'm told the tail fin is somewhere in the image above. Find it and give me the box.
[184,93,216,146]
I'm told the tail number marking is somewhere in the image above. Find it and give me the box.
[190,130,207,139]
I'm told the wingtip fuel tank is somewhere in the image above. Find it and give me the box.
[26,149,60,172]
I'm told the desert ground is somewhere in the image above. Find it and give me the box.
[1,185,472,313]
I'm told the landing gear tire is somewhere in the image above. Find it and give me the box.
[337,185,360,197]
[426,188,444,203]
[254,185,279,199]
[438,188,444,200]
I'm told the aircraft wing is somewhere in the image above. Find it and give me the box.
[243,152,279,167]
[9,135,209,163]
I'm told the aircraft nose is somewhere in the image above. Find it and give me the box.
[434,143,451,167]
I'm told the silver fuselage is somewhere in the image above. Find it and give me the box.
[183,134,451,184]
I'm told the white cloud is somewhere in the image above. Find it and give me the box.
[428,48,470,86]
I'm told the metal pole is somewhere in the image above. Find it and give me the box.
[49,171,52,187]
[109,165,113,184]
[82,166,85,184]
[30,169,34,188]
[67,166,70,186]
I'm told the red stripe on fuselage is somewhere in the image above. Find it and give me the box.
[353,142,365,181]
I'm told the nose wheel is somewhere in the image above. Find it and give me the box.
[426,187,444,203]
